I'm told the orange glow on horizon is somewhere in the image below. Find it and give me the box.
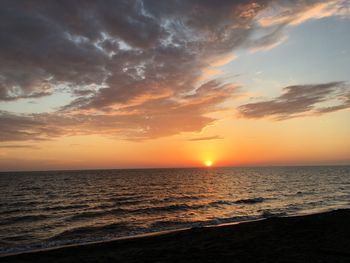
[1,110,349,171]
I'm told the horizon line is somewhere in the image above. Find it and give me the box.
[1,163,349,173]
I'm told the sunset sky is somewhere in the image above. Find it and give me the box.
[1,0,350,171]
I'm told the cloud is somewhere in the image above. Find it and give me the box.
[0,81,237,141]
[188,135,224,141]
[237,82,350,120]
[209,53,237,67]
[0,144,40,149]
[0,0,347,142]
[0,111,68,142]
[248,30,288,53]
[252,0,350,51]
[257,0,350,27]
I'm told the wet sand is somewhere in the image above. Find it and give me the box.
[2,209,350,263]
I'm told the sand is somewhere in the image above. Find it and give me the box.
[1,209,350,263]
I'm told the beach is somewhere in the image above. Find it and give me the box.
[2,209,350,263]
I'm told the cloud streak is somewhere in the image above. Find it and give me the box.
[188,135,224,141]
[0,144,40,149]
[238,82,350,120]
[257,0,350,27]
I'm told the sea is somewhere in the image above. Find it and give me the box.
[0,166,349,256]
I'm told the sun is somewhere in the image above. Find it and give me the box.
[205,160,213,167]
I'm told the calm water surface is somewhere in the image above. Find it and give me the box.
[0,166,349,255]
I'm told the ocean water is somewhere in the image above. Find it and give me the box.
[0,166,349,255]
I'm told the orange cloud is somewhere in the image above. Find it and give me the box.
[258,1,349,27]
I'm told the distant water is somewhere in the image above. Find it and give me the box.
[0,166,349,255]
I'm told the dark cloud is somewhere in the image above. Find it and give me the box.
[0,111,68,142]
[0,0,341,141]
[188,135,224,141]
[238,82,350,120]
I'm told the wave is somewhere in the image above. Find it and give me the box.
[5,200,42,207]
[151,214,263,231]
[49,222,129,241]
[66,203,209,223]
[150,220,192,229]
[65,199,268,223]
[208,200,233,206]
[0,208,26,215]
[261,210,287,218]
[208,197,266,206]
[159,195,203,203]
[0,203,87,216]
[1,234,35,242]
[42,204,89,211]
[110,196,144,202]
[234,197,265,204]
[19,186,41,191]
[202,215,260,226]
[113,200,143,206]
[134,203,207,214]
[0,214,49,225]
[66,208,127,222]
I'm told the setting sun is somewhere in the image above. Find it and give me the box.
[205,160,213,167]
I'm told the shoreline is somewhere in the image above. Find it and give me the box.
[2,208,350,262]
[0,216,261,258]
[1,206,344,258]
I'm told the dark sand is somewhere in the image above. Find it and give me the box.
[2,209,350,263]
